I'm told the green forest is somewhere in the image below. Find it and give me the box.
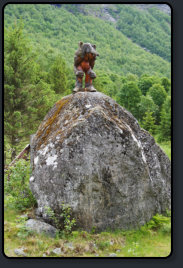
[4,4,171,257]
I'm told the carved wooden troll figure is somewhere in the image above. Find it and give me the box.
[73,42,99,93]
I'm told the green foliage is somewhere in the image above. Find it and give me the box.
[117,81,142,118]
[138,95,159,121]
[94,72,117,97]
[48,55,68,94]
[60,203,76,236]
[4,22,37,159]
[138,75,153,95]
[4,160,37,211]
[4,4,171,78]
[158,96,171,141]
[96,240,111,250]
[45,203,76,237]
[161,77,171,93]
[115,5,171,61]
[4,4,171,162]
[4,22,57,163]
[141,111,156,135]
[126,73,138,82]
[44,206,61,231]
[15,214,33,240]
[91,226,97,234]
[147,83,167,108]
[146,213,171,233]
[29,80,57,122]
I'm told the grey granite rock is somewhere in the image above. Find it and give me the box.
[25,219,57,237]
[30,92,171,231]
[65,242,74,250]
[109,253,117,257]
[52,248,62,255]
[14,248,27,257]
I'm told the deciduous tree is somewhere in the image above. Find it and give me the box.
[117,81,141,118]
[147,83,167,109]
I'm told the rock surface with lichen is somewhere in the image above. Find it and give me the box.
[30,92,171,231]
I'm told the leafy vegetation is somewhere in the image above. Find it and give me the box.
[4,22,57,161]
[4,207,171,257]
[4,4,171,257]
[4,4,170,77]
[4,160,36,211]
[141,111,156,135]
[4,4,171,165]
[117,81,142,118]
[158,96,171,142]
[60,203,76,236]
[45,203,76,237]
[63,4,171,61]
[115,5,171,61]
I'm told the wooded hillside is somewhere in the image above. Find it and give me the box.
[4,4,171,76]
[4,3,171,163]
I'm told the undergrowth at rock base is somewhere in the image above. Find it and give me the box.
[4,208,171,258]
[44,203,76,237]
[4,160,36,211]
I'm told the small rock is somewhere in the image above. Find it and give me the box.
[25,219,57,238]
[14,248,27,257]
[116,249,121,253]
[52,248,62,255]
[110,240,114,245]
[42,253,47,257]
[65,242,74,250]
[95,254,99,257]
[109,253,117,257]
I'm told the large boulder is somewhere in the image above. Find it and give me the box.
[30,92,171,231]
[25,219,57,237]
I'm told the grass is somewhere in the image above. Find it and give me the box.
[154,137,171,160]
[4,208,171,258]
[158,141,171,160]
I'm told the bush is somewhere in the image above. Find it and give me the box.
[146,213,171,232]
[117,81,142,118]
[138,95,159,121]
[60,203,76,235]
[45,203,76,237]
[4,160,36,211]
[141,110,156,135]
[139,212,171,235]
